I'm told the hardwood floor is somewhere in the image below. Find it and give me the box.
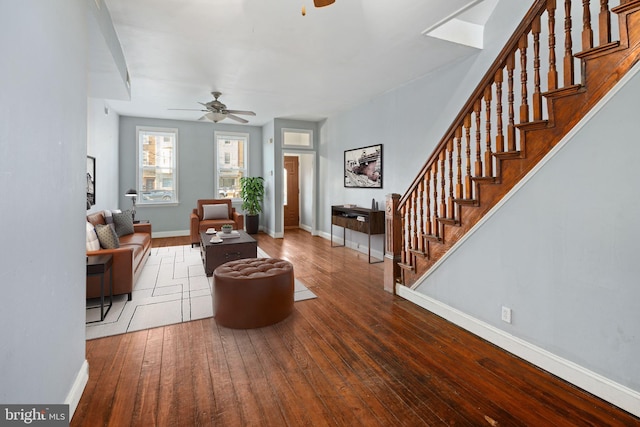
[74,229,639,426]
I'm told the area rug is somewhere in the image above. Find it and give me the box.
[85,245,317,340]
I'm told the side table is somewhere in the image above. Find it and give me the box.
[86,254,113,323]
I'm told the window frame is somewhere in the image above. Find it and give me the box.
[282,128,313,149]
[214,131,249,201]
[136,126,179,206]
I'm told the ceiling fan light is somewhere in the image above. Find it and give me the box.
[314,0,335,7]
[211,112,226,122]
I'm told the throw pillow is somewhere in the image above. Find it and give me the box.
[203,204,229,220]
[113,210,135,237]
[95,224,120,249]
[86,222,100,252]
[103,210,113,224]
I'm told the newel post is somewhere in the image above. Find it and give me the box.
[384,193,401,294]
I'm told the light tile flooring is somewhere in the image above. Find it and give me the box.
[86,245,316,340]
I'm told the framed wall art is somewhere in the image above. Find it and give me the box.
[344,144,382,188]
[87,155,96,209]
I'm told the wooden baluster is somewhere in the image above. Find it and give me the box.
[532,15,543,121]
[433,160,439,237]
[564,0,575,86]
[599,0,611,45]
[519,34,529,124]
[439,150,446,220]
[455,126,463,199]
[400,204,407,265]
[548,0,558,91]
[474,100,482,177]
[424,171,432,236]
[384,193,401,293]
[582,0,594,50]
[484,86,493,177]
[417,180,425,254]
[495,68,505,153]
[464,114,473,199]
[507,51,517,151]
[447,139,455,217]
[410,193,418,253]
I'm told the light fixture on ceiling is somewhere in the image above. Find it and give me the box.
[204,112,227,123]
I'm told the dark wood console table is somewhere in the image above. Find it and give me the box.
[331,205,385,263]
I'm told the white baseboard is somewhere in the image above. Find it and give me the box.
[66,359,89,420]
[396,285,640,418]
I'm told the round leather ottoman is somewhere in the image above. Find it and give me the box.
[213,258,294,329]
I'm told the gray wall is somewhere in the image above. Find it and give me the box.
[118,116,263,235]
[0,0,88,409]
[417,68,640,391]
[88,97,120,213]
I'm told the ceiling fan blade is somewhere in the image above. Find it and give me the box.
[225,113,249,124]
[168,108,206,111]
[314,0,335,7]
[225,109,256,116]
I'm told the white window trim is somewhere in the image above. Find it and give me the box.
[214,131,249,202]
[136,126,179,206]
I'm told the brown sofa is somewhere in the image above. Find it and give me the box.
[190,199,244,247]
[86,211,152,300]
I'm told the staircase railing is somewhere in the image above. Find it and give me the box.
[389,0,637,289]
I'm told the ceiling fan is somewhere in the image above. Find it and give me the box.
[170,91,256,124]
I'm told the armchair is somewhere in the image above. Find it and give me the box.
[190,199,244,247]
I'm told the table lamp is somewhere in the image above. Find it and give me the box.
[124,189,137,221]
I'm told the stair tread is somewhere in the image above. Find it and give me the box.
[409,248,427,258]
[575,41,621,59]
[454,198,480,206]
[494,150,522,159]
[398,262,414,272]
[437,217,460,226]
[542,85,583,99]
[471,176,497,183]
[422,233,442,242]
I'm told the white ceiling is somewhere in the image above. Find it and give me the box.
[103,0,493,126]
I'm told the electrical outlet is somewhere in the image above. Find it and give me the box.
[501,306,512,324]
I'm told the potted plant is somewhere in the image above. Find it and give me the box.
[240,176,264,234]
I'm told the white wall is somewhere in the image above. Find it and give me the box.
[87,98,120,212]
[0,0,88,414]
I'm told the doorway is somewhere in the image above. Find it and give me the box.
[280,151,316,236]
[284,155,299,228]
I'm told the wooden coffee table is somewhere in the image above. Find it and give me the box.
[199,230,257,276]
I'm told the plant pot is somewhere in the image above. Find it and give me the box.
[245,214,259,234]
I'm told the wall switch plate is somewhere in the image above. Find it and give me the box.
[501,306,512,324]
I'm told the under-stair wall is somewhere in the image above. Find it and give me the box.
[388,0,640,417]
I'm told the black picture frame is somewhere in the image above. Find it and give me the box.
[87,156,96,209]
[344,144,382,188]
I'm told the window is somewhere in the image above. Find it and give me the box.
[282,128,313,148]
[136,126,178,205]
[215,132,248,199]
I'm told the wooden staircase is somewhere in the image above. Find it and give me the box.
[386,0,640,291]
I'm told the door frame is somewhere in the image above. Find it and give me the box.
[280,150,317,235]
